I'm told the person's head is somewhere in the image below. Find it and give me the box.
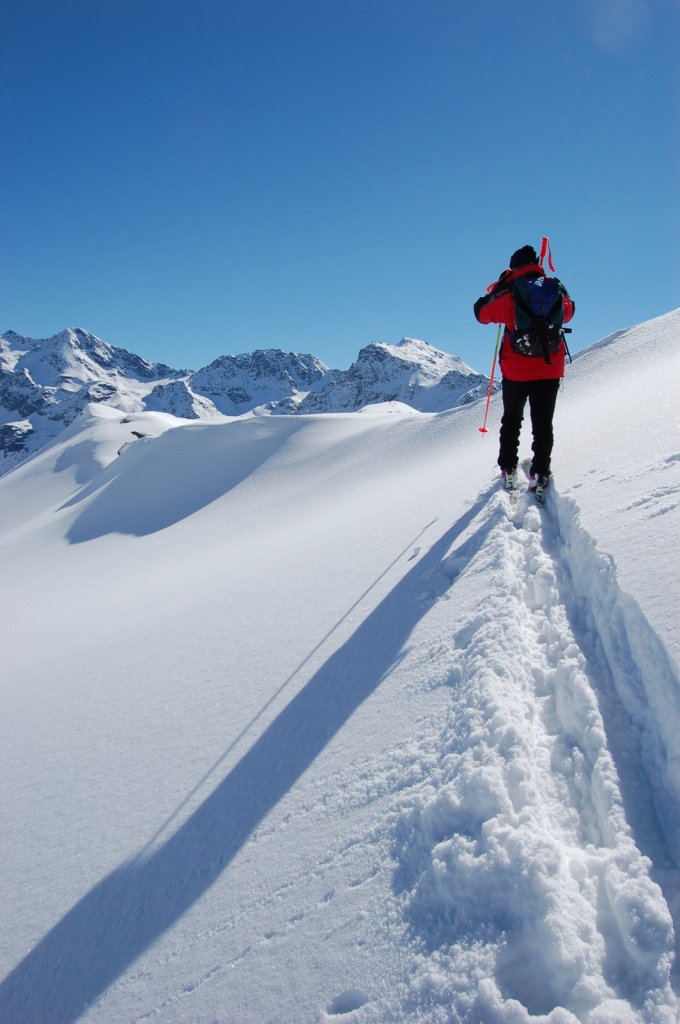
[509,245,538,270]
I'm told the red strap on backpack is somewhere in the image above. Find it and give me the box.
[539,236,555,272]
[486,268,512,294]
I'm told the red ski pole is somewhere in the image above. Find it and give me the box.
[479,323,502,434]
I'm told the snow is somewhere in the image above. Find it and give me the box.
[0,329,487,474]
[297,337,487,414]
[0,309,679,1023]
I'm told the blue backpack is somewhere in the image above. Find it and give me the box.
[510,275,570,364]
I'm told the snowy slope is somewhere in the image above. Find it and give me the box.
[0,310,679,1024]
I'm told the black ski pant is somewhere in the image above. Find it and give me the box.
[498,377,561,477]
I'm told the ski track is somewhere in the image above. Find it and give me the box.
[385,483,679,1023]
[5,469,679,1023]
[103,479,680,1024]
[84,480,680,1024]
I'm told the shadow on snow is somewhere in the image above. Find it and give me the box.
[63,418,309,541]
[0,486,498,1024]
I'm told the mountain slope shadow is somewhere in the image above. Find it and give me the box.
[0,487,497,1024]
[65,417,309,542]
[53,440,105,487]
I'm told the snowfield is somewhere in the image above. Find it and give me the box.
[1,309,679,1023]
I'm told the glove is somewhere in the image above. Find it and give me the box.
[473,295,488,320]
[492,269,512,290]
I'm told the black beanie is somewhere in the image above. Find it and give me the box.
[510,245,538,270]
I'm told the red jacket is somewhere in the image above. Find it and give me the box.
[474,264,575,381]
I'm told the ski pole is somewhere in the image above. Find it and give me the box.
[479,323,502,434]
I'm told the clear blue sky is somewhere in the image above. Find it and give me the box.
[2,0,678,372]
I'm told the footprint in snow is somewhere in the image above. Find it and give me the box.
[326,988,370,1015]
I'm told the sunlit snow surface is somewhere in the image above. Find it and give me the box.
[1,310,679,1023]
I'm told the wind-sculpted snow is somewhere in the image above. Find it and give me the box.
[0,310,678,1023]
[552,495,680,858]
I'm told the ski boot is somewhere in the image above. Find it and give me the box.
[501,467,518,492]
[528,472,550,505]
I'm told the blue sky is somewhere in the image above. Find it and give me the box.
[2,0,678,372]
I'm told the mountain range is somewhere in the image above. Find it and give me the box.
[0,327,489,475]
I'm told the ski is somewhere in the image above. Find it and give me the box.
[500,462,550,505]
[532,482,547,506]
[501,469,519,501]
[521,458,549,505]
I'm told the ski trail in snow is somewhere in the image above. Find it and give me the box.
[550,492,680,869]
[392,484,678,1023]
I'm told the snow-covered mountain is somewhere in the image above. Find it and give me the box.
[0,329,490,475]
[1,309,679,1024]
[188,348,330,415]
[0,328,182,474]
[142,379,220,420]
[297,337,488,413]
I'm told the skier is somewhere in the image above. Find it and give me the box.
[473,244,575,494]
